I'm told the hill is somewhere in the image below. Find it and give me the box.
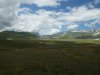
[50,31,100,40]
[0,31,100,40]
[0,31,39,40]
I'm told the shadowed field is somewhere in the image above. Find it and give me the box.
[0,40,100,75]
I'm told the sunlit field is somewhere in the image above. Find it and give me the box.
[0,40,100,75]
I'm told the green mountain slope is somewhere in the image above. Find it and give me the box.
[0,31,100,40]
[0,31,39,40]
[51,32,100,40]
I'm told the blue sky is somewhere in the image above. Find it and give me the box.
[20,0,100,11]
[0,0,100,35]
[20,0,97,11]
[19,0,100,35]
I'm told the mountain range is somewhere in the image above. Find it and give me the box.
[0,31,100,40]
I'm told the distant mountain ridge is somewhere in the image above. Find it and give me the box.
[51,31,100,40]
[0,31,39,40]
[0,31,100,40]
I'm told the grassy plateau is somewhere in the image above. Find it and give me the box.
[0,39,100,75]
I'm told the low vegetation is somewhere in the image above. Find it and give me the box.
[0,39,100,75]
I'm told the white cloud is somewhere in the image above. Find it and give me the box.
[0,0,19,29]
[67,24,79,30]
[21,0,60,7]
[61,6,100,23]
[5,5,100,35]
[0,0,100,35]
[5,9,62,35]
[0,0,19,8]
[95,0,100,4]
[18,8,32,15]
[85,19,100,27]
[39,28,60,35]
[66,7,71,10]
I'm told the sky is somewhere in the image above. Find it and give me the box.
[0,0,100,35]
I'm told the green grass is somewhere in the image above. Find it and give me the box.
[0,40,100,75]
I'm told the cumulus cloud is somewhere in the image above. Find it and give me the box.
[67,24,79,30]
[39,28,60,35]
[61,6,100,23]
[18,8,32,15]
[95,0,100,4]
[85,19,100,27]
[3,5,100,35]
[21,0,60,7]
[4,9,62,35]
[0,0,100,35]
[0,0,19,29]
[66,7,71,10]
